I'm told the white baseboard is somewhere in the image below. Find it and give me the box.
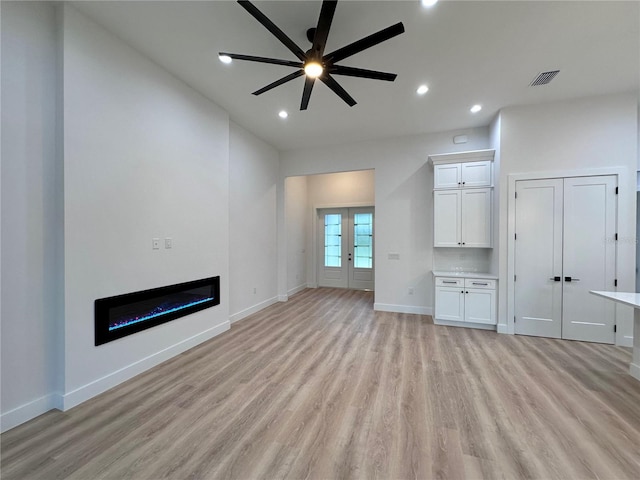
[630,362,640,382]
[229,296,279,324]
[1,393,63,433]
[619,335,634,348]
[61,321,229,411]
[287,284,307,297]
[278,294,288,302]
[434,319,497,331]
[497,324,509,334]
[373,303,432,315]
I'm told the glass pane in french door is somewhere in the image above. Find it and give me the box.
[353,213,373,268]
[324,213,342,267]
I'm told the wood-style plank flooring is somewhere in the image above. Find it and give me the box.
[2,288,640,479]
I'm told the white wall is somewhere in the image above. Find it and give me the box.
[279,128,490,314]
[498,93,638,345]
[62,5,230,408]
[1,1,64,431]
[229,121,279,323]
[285,176,308,296]
[305,170,375,287]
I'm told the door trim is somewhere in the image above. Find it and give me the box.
[506,167,630,345]
[311,203,374,289]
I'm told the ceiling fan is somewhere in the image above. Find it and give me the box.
[219,0,405,110]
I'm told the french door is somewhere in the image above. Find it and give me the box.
[317,207,374,290]
[514,176,617,343]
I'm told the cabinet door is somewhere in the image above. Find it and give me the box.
[435,287,465,322]
[464,288,496,324]
[461,188,492,247]
[434,190,461,247]
[434,163,461,189]
[461,161,492,187]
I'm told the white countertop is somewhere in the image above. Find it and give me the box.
[432,271,499,280]
[590,291,640,309]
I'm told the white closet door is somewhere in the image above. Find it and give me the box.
[514,179,563,339]
[562,176,617,344]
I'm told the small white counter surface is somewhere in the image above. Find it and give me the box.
[590,291,640,309]
[432,271,498,280]
[590,290,640,382]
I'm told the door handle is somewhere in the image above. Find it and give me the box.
[549,276,561,281]
[564,276,580,282]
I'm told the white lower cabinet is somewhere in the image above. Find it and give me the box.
[434,276,497,327]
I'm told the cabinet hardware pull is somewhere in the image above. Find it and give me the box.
[549,276,561,281]
[442,281,457,284]
[565,276,580,282]
[472,282,488,286]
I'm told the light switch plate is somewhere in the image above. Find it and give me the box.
[152,238,160,250]
[165,237,172,249]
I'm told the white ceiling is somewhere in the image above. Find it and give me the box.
[71,0,639,151]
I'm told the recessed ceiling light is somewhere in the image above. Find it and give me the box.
[416,84,429,95]
[218,54,232,64]
[470,104,482,113]
[421,0,438,7]
[278,110,288,119]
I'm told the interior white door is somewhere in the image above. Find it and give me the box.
[562,176,616,343]
[514,179,564,339]
[514,175,617,344]
[317,208,374,290]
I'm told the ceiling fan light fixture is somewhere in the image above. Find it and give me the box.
[417,84,429,95]
[218,54,232,64]
[304,61,324,78]
[278,110,289,119]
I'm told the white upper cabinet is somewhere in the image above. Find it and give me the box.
[430,149,494,190]
[461,188,492,247]
[430,149,495,248]
[433,163,461,189]
[460,161,492,188]
[434,188,492,247]
[434,160,492,189]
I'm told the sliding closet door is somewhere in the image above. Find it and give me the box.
[514,179,564,339]
[562,176,617,343]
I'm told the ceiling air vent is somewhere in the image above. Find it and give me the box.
[530,70,560,86]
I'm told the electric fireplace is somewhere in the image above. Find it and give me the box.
[95,276,220,346]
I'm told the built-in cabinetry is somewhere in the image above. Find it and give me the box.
[434,275,498,327]
[430,149,497,331]
[430,150,494,248]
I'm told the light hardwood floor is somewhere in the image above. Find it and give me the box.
[2,288,640,479]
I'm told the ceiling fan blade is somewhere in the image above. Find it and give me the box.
[237,1,307,61]
[331,65,397,81]
[300,76,316,110]
[311,1,338,58]
[320,74,356,107]
[324,22,405,64]
[252,70,305,96]
[220,53,303,68]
